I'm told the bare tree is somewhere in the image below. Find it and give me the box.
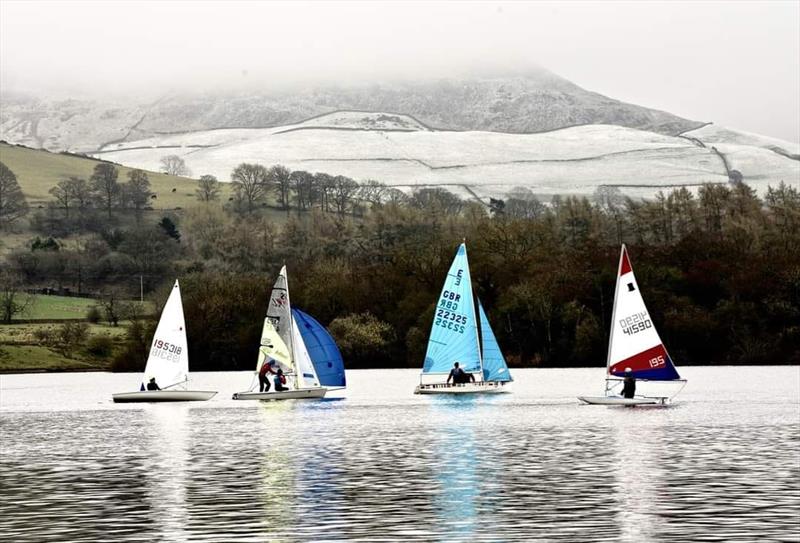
[231,163,270,213]
[593,185,625,243]
[49,180,73,219]
[268,165,292,210]
[0,161,29,229]
[124,169,153,221]
[90,163,120,218]
[64,176,92,211]
[160,155,190,177]
[0,271,33,323]
[196,174,220,202]
[331,176,359,216]
[315,173,336,211]
[358,179,387,207]
[290,170,315,211]
[384,187,409,206]
[99,290,126,327]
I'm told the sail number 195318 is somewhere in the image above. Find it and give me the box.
[151,339,182,362]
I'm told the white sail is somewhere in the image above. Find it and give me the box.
[291,318,320,388]
[255,318,293,374]
[143,280,189,389]
[266,265,294,359]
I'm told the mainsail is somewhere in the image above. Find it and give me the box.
[143,280,189,389]
[478,301,512,382]
[266,265,294,359]
[292,309,346,388]
[256,319,293,374]
[422,243,482,377]
[607,245,680,381]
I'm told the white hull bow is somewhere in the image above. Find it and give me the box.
[577,395,668,406]
[232,388,328,401]
[112,390,217,403]
[414,381,510,395]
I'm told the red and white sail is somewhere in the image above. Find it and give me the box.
[606,245,680,380]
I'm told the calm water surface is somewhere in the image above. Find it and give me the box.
[1,367,799,542]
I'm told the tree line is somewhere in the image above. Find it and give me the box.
[1,155,798,370]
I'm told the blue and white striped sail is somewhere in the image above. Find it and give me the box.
[422,244,482,376]
[478,301,512,382]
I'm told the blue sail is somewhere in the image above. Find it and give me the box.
[292,309,346,388]
[478,301,512,382]
[422,243,482,376]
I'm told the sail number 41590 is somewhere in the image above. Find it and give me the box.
[620,312,652,336]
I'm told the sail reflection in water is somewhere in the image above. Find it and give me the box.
[430,398,479,540]
[145,405,189,540]
[1,368,798,542]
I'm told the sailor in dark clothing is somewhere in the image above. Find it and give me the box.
[274,368,289,392]
[146,377,161,391]
[447,362,466,385]
[259,358,277,392]
[621,368,636,399]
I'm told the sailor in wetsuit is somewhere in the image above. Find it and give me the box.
[146,377,161,391]
[621,367,636,399]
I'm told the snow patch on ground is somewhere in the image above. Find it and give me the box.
[92,121,798,199]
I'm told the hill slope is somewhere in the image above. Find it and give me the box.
[0,70,701,153]
[92,115,799,200]
[0,143,221,208]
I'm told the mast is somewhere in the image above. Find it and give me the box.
[464,242,484,381]
[606,245,625,373]
[283,265,300,390]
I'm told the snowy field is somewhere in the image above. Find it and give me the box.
[93,113,799,200]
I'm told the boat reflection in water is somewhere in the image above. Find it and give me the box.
[144,405,189,541]
[430,396,479,541]
[612,414,668,542]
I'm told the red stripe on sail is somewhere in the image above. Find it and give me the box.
[609,344,668,375]
[620,246,632,276]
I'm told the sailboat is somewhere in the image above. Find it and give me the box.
[578,245,687,405]
[112,280,217,403]
[232,266,346,401]
[414,243,512,394]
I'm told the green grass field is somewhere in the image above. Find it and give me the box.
[8,294,153,321]
[0,322,128,344]
[0,142,234,208]
[0,345,109,372]
[21,295,99,320]
[0,322,130,372]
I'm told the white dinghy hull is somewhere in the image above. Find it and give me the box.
[414,381,510,395]
[232,388,328,401]
[112,390,217,403]
[577,395,667,406]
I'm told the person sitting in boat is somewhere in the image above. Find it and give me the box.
[258,358,278,392]
[447,362,467,385]
[146,377,161,391]
[622,368,636,399]
[274,368,289,392]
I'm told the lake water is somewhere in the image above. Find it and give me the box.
[1,367,799,542]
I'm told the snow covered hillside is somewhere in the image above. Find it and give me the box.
[92,113,798,200]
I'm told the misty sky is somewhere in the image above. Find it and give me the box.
[1,0,798,142]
